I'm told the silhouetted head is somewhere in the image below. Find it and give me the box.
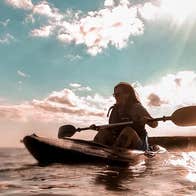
[113,82,139,106]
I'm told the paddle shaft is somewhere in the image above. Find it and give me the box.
[77,105,196,132]
[77,116,172,132]
[58,106,196,138]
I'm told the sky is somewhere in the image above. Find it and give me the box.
[0,0,196,147]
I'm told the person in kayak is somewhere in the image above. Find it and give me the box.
[93,82,158,150]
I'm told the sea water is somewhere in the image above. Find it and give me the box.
[0,148,196,196]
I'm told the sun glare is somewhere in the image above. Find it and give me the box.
[160,0,196,25]
[170,152,196,182]
[139,0,196,25]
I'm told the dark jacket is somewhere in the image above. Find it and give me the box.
[108,103,149,150]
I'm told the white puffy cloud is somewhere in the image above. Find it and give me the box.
[32,1,63,21]
[5,0,33,10]
[138,2,160,21]
[134,71,196,122]
[56,2,144,55]
[31,0,196,55]
[1,70,195,125]
[0,71,196,146]
[28,0,144,55]
[31,88,108,118]
[104,0,114,7]
[5,0,196,55]
[30,25,53,37]
[0,89,109,146]
[5,0,63,22]
[0,87,111,126]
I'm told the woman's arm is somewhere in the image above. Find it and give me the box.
[132,103,158,128]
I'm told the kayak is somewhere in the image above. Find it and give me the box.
[23,134,166,165]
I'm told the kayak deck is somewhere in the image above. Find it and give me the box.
[23,134,165,165]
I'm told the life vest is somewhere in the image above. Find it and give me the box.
[107,104,148,150]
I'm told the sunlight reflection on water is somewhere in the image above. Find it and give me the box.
[128,160,147,176]
[169,152,196,182]
[1,148,196,195]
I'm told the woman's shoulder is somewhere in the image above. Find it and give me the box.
[131,102,149,115]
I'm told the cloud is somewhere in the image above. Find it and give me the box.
[77,86,92,92]
[69,83,82,88]
[136,71,196,119]
[159,0,196,24]
[104,0,114,7]
[147,93,168,107]
[55,1,144,55]
[30,25,53,37]
[5,0,63,22]
[0,70,196,146]
[0,105,25,119]
[0,33,15,44]
[28,0,144,55]
[5,0,196,55]
[24,14,35,24]
[0,87,112,127]
[138,2,160,21]
[69,83,92,92]
[0,19,10,27]
[1,70,196,124]
[32,1,63,21]
[5,0,33,10]
[31,88,107,117]
[17,70,30,78]
[139,0,196,25]
[27,0,196,56]
[69,83,81,88]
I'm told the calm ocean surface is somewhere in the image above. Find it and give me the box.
[0,148,196,196]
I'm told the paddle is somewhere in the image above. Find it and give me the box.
[58,106,196,138]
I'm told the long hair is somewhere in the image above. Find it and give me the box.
[114,82,140,106]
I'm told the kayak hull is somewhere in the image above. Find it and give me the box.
[23,135,98,164]
[23,134,165,165]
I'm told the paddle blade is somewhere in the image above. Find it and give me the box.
[58,125,76,138]
[172,106,196,126]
